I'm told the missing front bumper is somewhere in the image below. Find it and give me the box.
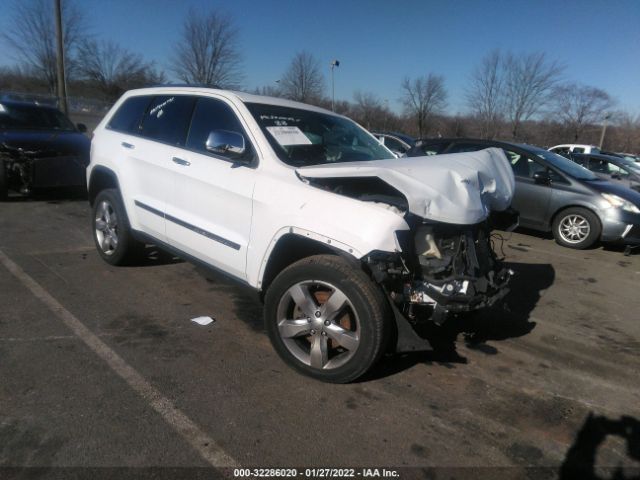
[407,267,513,314]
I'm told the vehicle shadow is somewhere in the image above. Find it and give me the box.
[559,412,640,480]
[134,246,184,267]
[363,261,555,381]
[512,226,554,242]
[183,258,555,381]
[603,243,640,256]
[3,187,87,203]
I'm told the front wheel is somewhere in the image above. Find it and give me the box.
[552,207,601,249]
[264,255,389,383]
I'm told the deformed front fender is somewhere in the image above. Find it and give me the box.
[246,170,411,288]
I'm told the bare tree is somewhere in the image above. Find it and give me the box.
[466,50,504,139]
[77,40,165,102]
[1,0,88,94]
[612,111,640,153]
[352,91,386,130]
[279,51,325,103]
[503,52,563,139]
[553,83,615,142]
[171,8,243,88]
[253,85,283,97]
[401,74,447,138]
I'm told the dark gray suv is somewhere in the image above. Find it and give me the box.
[409,138,640,249]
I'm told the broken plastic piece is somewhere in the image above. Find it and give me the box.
[191,316,215,326]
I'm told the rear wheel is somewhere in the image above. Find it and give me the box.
[264,254,389,383]
[92,189,144,265]
[552,207,601,249]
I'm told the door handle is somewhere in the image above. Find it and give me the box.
[172,157,191,166]
[121,142,135,149]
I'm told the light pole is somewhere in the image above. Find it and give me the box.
[53,0,68,114]
[330,60,340,111]
[599,112,611,149]
[383,99,389,132]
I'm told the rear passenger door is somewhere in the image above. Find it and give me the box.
[119,94,195,242]
[165,96,257,281]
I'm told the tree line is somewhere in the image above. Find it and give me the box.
[1,0,638,153]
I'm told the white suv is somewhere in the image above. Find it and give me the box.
[88,86,516,382]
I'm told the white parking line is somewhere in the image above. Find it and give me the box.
[0,248,239,468]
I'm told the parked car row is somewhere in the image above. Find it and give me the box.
[409,138,640,249]
[571,153,640,192]
[2,88,638,382]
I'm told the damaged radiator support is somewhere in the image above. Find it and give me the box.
[365,219,514,353]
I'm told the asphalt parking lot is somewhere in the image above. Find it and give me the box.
[1,194,639,479]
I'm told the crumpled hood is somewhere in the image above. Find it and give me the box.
[297,147,515,225]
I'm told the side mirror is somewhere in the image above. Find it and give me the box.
[533,171,551,185]
[77,123,87,133]
[611,173,622,180]
[205,130,246,158]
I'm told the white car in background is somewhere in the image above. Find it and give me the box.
[549,144,601,156]
[87,86,515,382]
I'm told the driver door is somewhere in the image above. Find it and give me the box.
[506,151,553,228]
[165,97,257,281]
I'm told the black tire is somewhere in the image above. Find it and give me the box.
[92,188,144,265]
[0,160,8,200]
[552,207,601,249]
[264,254,389,383]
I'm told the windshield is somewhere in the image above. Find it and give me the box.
[0,103,75,131]
[530,147,599,181]
[246,103,394,166]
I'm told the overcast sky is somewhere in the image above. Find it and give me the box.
[1,0,639,115]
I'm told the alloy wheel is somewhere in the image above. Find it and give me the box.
[275,280,360,370]
[559,214,590,244]
[94,200,119,255]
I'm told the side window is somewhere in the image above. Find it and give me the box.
[384,137,406,153]
[506,150,545,179]
[548,169,567,183]
[573,156,588,167]
[572,147,585,153]
[107,96,152,134]
[590,158,609,173]
[139,95,195,146]
[414,141,449,156]
[507,150,529,177]
[607,162,629,177]
[186,97,249,157]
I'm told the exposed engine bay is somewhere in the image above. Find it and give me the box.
[306,174,516,327]
[1,143,37,194]
[368,218,514,324]
[1,142,87,194]
[295,148,518,353]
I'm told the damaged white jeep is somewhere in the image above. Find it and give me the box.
[88,87,516,383]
